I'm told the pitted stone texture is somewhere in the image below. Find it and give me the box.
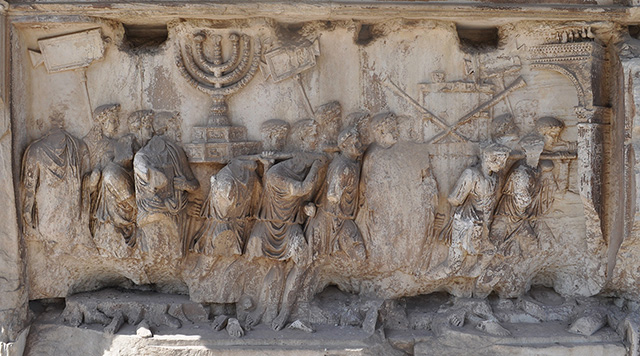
[61,289,209,331]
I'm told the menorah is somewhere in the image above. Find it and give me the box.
[176,32,262,126]
[176,31,262,163]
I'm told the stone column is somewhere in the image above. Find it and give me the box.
[0,1,29,355]
[528,41,612,292]
[575,107,609,256]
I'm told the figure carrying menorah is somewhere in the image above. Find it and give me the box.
[176,31,262,163]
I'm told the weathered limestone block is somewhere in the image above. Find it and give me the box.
[0,8,28,356]
[5,1,640,355]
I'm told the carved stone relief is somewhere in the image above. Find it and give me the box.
[4,10,640,356]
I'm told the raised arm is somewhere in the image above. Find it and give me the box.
[448,168,475,207]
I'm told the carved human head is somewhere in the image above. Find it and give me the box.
[371,112,398,149]
[93,104,120,138]
[316,101,343,146]
[481,143,510,174]
[260,119,290,152]
[290,119,319,152]
[128,110,154,144]
[346,111,372,147]
[535,116,565,151]
[491,113,520,146]
[519,133,545,168]
[153,111,182,142]
[338,127,363,159]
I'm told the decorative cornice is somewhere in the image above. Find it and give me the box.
[3,1,633,23]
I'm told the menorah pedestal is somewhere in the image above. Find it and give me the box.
[207,96,231,126]
[184,125,261,164]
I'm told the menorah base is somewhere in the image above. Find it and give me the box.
[208,96,231,126]
[207,115,231,127]
[192,125,249,143]
[185,124,261,163]
[184,141,261,164]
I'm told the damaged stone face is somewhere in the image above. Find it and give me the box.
[3,1,640,355]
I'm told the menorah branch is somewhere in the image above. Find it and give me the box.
[177,32,262,126]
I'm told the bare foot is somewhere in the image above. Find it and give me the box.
[448,310,465,327]
[272,313,287,331]
[245,310,261,330]
[288,320,314,333]
[212,315,229,331]
[476,320,510,336]
[226,318,244,338]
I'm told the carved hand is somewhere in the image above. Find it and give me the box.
[187,199,203,217]
[89,169,101,190]
[304,202,316,217]
[261,151,277,159]
[173,176,190,191]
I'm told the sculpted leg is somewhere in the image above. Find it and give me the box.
[246,267,279,329]
[272,264,307,331]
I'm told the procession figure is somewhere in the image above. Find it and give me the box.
[534,116,574,192]
[490,134,546,257]
[21,127,94,251]
[315,101,343,153]
[306,127,366,261]
[84,104,120,171]
[356,113,399,261]
[245,119,327,331]
[246,119,325,265]
[133,115,199,263]
[84,104,138,253]
[258,119,293,170]
[260,119,290,153]
[536,116,570,153]
[193,158,261,256]
[480,134,559,297]
[126,110,154,150]
[435,143,510,278]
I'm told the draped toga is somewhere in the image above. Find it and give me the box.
[193,159,260,256]
[306,153,364,259]
[21,128,93,249]
[246,157,319,264]
[133,135,198,259]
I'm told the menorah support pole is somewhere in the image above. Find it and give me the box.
[208,94,230,126]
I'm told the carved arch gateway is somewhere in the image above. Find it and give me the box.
[528,40,612,280]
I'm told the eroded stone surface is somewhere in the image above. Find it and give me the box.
[4,1,640,355]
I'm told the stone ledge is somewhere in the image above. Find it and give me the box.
[25,306,628,356]
[25,320,397,355]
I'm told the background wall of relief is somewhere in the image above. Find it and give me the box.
[10,16,629,305]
